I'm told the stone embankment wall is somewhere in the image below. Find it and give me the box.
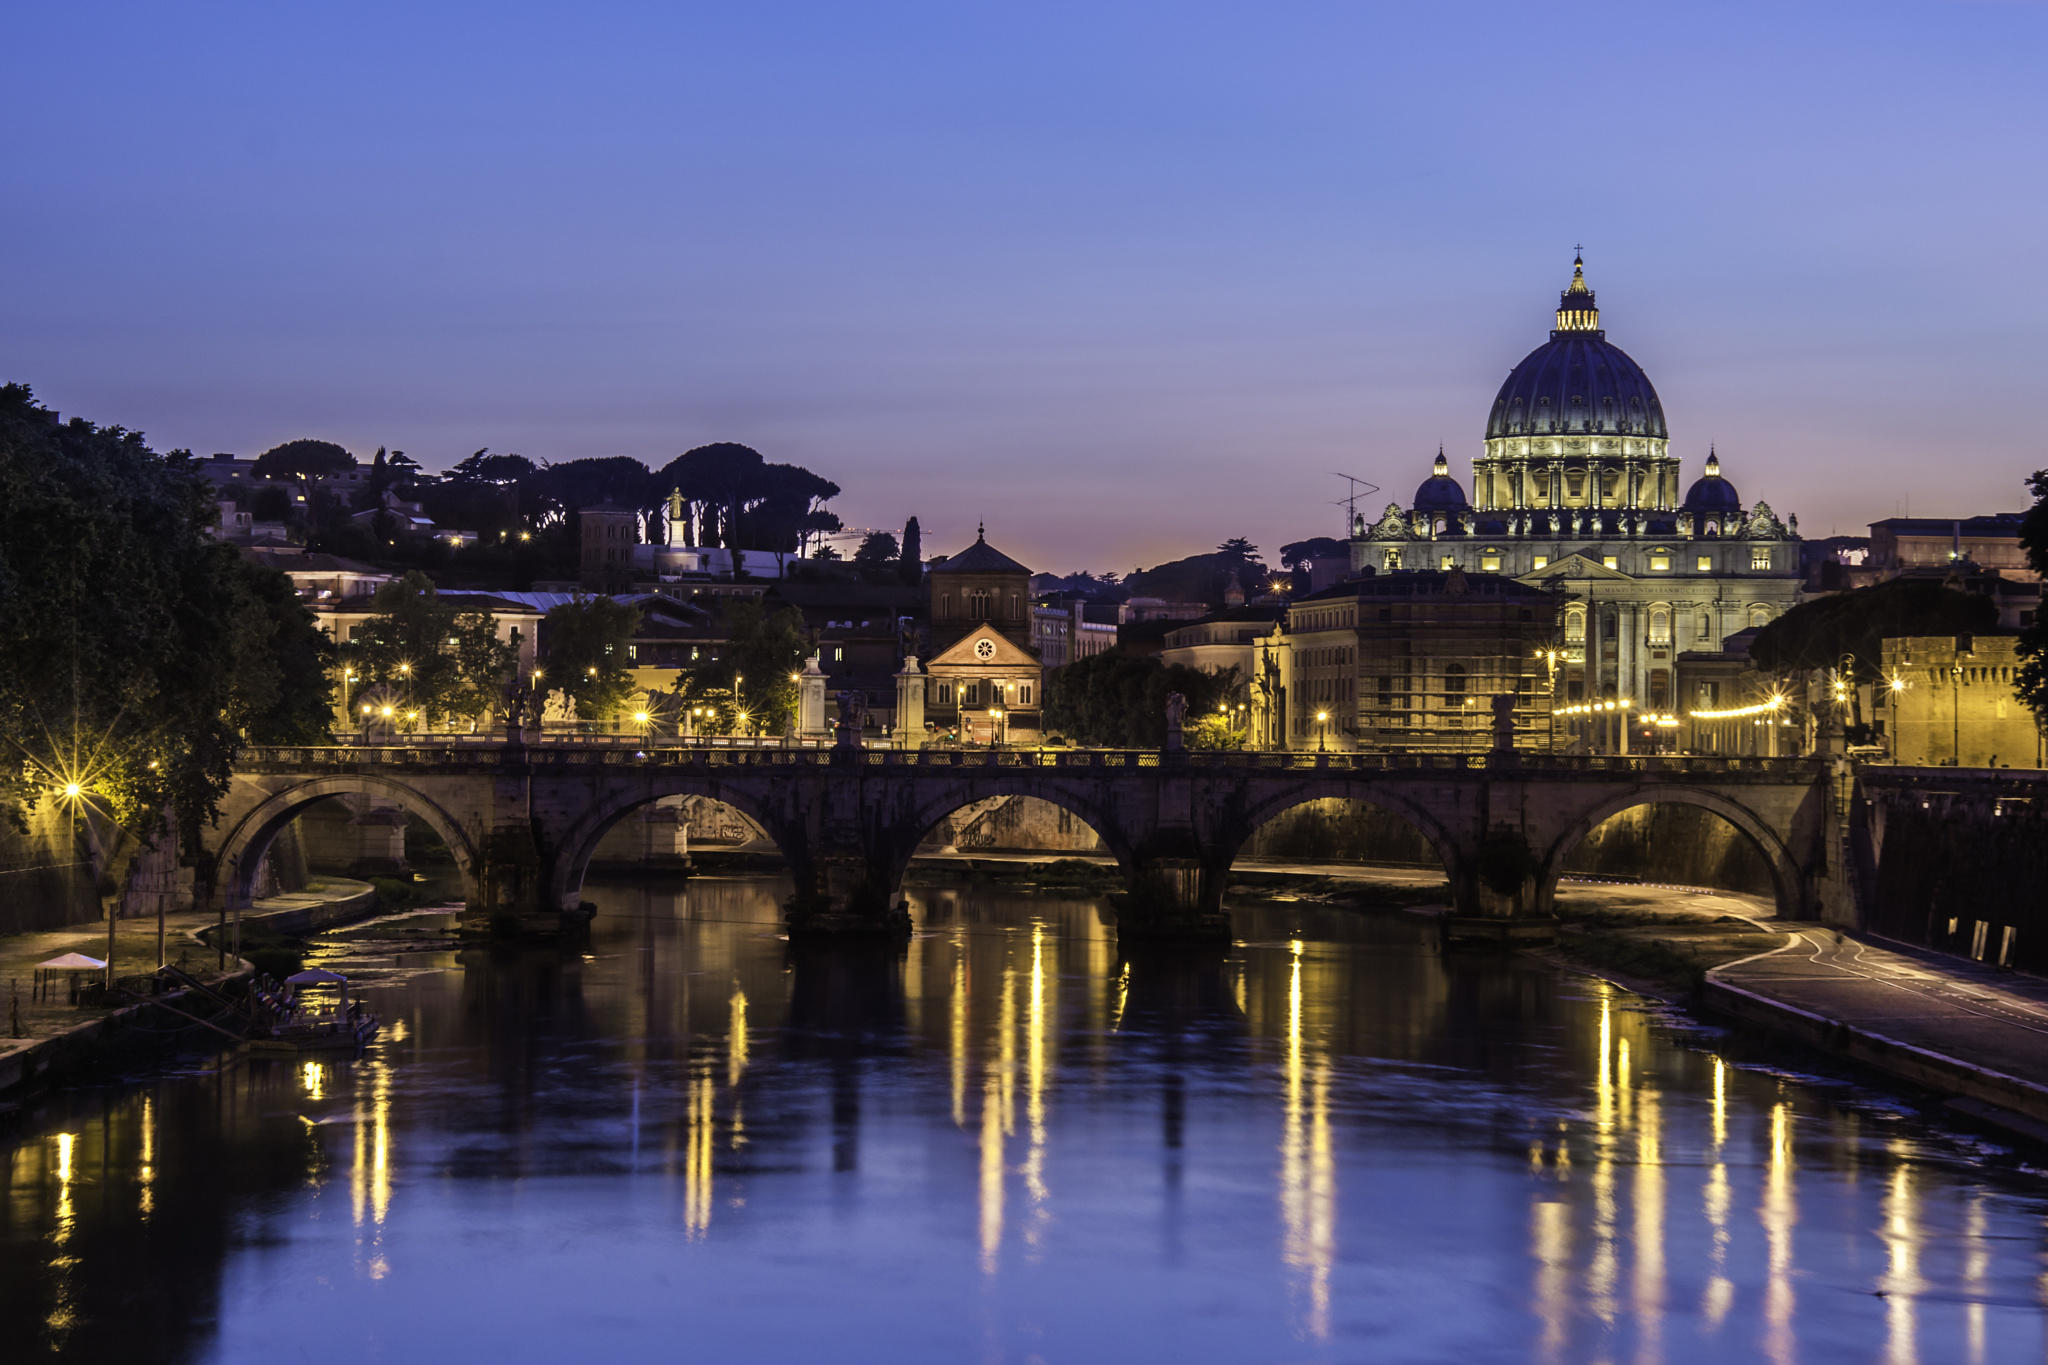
[1864,779,2048,973]
[1560,804,1776,896]
[0,802,100,932]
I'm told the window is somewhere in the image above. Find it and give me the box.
[1377,675,1394,707]
[937,683,953,705]
[1532,555,1548,570]
[1019,684,1031,705]
[1480,550,1501,572]
[1565,607,1586,643]
[1443,663,1467,703]
[1440,554,1455,569]
[1603,613,1618,640]
[1602,556,1618,570]
[1649,551,1670,572]
[1750,548,1772,571]
[1748,604,1772,627]
[1696,555,1712,571]
[1648,607,1671,646]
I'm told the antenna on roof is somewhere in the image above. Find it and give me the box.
[1333,472,1380,529]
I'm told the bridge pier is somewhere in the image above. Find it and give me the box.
[1113,857,1232,943]
[785,850,913,940]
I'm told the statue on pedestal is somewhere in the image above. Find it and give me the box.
[1164,691,1188,752]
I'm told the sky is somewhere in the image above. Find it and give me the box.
[4,2,2045,574]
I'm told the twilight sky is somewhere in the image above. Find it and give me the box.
[4,2,2044,573]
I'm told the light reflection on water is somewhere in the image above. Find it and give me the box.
[4,876,2048,1363]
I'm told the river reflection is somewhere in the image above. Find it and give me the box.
[6,876,2048,1363]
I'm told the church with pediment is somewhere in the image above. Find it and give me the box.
[1349,256,1804,713]
[920,526,1043,743]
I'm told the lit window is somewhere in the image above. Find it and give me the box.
[1602,556,1618,570]
[1479,550,1500,571]
[1649,553,1670,571]
[1440,555,1455,570]
[1750,548,1772,570]
[1696,555,1712,571]
[1532,556,1548,570]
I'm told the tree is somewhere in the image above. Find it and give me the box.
[1281,536,1347,569]
[339,572,514,730]
[253,438,355,481]
[853,530,900,584]
[250,484,295,524]
[1043,653,1237,748]
[539,596,642,727]
[1749,578,1998,678]
[899,516,923,585]
[648,444,841,554]
[225,559,337,743]
[2016,470,2048,723]
[0,385,329,845]
[662,600,808,735]
[447,449,538,486]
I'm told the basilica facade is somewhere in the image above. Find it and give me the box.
[1350,256,1803,715]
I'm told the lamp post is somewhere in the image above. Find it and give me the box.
[1951,659,1964,766]
[1536,648,1560,754]
[1316,709,1329,752]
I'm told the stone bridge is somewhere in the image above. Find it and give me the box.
[199,741,1836,939]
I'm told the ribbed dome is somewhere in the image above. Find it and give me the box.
[1484,257,1668,442]
[1683,450,1741,515]
[1413,449,1469,512]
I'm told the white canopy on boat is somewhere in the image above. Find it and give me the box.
[285,968,349,986]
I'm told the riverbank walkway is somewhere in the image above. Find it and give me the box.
[0,879,371,1055]
[1709,925,2048,1130]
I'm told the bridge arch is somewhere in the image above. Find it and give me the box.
[886,780,1140,896]
[1537,785,1802,919]
[549,781,799,913]
[212,774,479,909]
[1220,780,1461,886]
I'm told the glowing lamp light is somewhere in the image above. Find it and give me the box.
[62,783,82,799]
[633,712,649,724]
[361,703,373,714]
[380,706,394,717]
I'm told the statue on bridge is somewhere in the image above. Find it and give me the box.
[1491,693,1517,754]
[835,689,867,750]
[503,677,534,742]
[1164,691,1187,752]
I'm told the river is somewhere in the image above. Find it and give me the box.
[4,875,2047,1362]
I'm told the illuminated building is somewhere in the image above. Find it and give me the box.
[1349,255,1804,715]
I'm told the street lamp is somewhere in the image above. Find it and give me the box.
[1316,708,1329,752]
[1951,659,1964,766]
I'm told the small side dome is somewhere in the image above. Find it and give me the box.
[1413,447,1469,513]
[1683,447,1742,515]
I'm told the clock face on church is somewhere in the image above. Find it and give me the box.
[973,638,997,661]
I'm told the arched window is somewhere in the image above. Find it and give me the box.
[1565,606,1586,643]
[1648,606,1671,646]
[1748,604,1772,627]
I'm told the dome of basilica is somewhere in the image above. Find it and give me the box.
[1412,449,1470,512]
[1483,256,1667,443]
[1682,449,1741,515]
